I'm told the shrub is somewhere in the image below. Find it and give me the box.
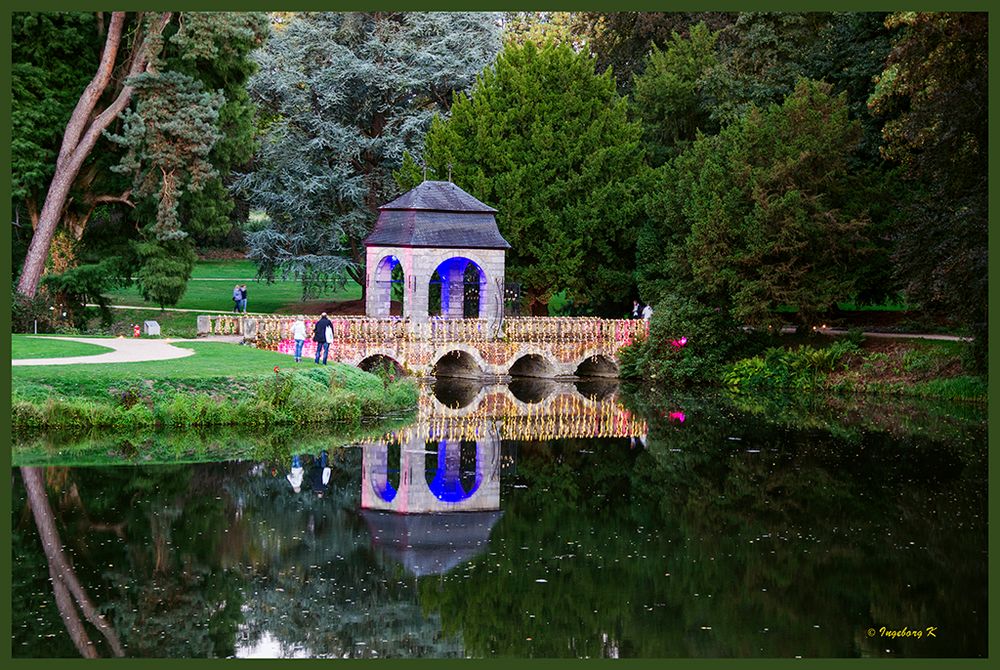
[620,293,749,385]
[254,372,296,409]
[722,340,860,391]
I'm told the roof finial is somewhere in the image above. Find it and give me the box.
[447,162,453,182]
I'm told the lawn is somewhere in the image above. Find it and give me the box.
[11,340,420,429]
[13,341,302,395]
[104,259,362,313]
[11,335,115,359]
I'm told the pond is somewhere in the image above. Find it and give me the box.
[11,381,987,658]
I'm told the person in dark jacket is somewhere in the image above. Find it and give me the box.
[309,450,332,497]
[313,312,333,364]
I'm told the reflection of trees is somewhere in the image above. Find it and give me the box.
[228,450,463,658]
[13,464,246,657]
[417,397,986,657]
[11,391,986,658]
[20,467,124,658]
[12,453,463,658]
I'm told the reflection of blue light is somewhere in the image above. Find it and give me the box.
[378,479,398,502]
[428,440,482,503]
[371,445,400,502]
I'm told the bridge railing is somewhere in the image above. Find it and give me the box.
[501,317,648,346]
[200,314,649,350]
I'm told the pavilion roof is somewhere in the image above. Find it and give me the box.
[364,181,511,250]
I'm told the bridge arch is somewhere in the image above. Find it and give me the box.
[574,352,619,378]
[432,345,488,379]
[507,350,560,378]
[358,353,405,376]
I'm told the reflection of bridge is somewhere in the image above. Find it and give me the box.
[357,382,645,576]
[198,315,647,379]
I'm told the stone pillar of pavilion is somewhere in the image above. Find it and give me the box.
[364,181,510,332]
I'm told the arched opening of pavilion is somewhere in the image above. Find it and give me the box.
[371,254,406,317]
[428,257,487,319]
[425,439,482,503]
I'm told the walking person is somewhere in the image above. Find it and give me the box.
[232,284,241,312]
[292,317,307,363]
[240,284,248,313]
[632,299,642,319]
[642,303,653,321]
[313,312,333,365]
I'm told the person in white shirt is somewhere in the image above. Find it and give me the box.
[642,304,653,321]
[291,318,307,362]
[286,454,304,493]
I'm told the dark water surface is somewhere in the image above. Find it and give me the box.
[11,383,987,658]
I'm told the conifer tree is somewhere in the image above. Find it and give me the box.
[236,12,502,297]
[400,41,647,314]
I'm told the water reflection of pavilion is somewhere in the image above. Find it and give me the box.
[360,382,645,576]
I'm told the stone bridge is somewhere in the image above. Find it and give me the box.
[198,315,648,380]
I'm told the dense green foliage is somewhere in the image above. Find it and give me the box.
[869,12,988,370]
[573,11,737,92]
[400,41,647,313]
[630,23,719,166]
[237,12,501,297]
[12,11,986,384]
[639,80,871,330]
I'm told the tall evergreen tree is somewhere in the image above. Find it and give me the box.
[399,41,647,314]
[235,12,502,298]
[630,22,720,166]
[868,12,988,369]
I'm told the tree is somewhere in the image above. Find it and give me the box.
[501,11,579,47]
[16,12,172,298]
[701,12,833,127]
[399,41,647,314]
[638,79,872,328]
[630,22,720,166]
[236,12,502,298]
[572,12,737,93]
[12,12,269,304]
[868,12,987,369]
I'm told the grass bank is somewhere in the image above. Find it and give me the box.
[721,337,985,402]
[11,341,418,430]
